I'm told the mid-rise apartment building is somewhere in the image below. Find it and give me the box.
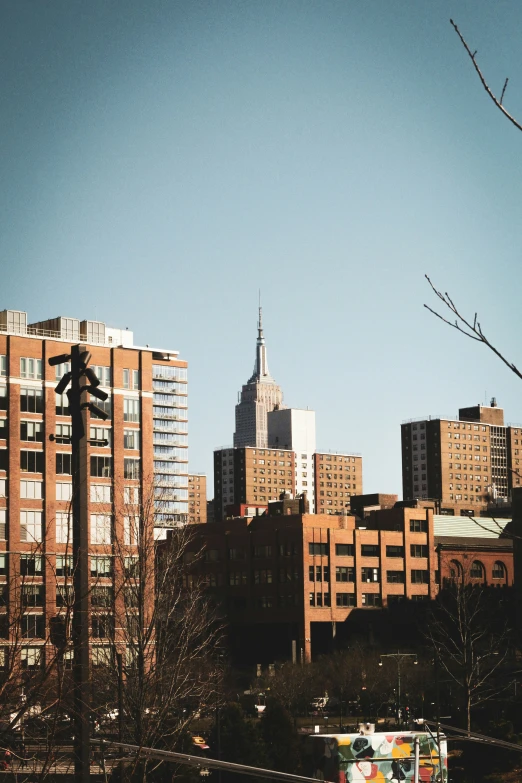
[314,452,363,515]
[0,308,188,670]
[213,446,296,521]
[401,401,521,514]
[233,308,284,449]
[188,474,207,524]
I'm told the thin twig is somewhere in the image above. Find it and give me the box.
[424,275,522,381]
[450,19,522,132]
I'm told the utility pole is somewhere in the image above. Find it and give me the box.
[379,651,418,727]
[49,346,108,783]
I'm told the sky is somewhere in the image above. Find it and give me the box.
[2,0,522,498]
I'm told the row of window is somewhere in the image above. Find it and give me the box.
[0,452,140,479]
[308,540,428,557]
[0,358,144,389]
[0,387,140,421]
[0,511,139,545]
[0,553,138,578]
[310,565,430,584]
[0,421,140,450]
[449,559,506,580]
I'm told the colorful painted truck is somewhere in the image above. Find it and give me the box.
[304,731,448,783]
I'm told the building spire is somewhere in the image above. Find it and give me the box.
[249,295,272,382]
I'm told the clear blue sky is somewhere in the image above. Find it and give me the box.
[2,0,522,498]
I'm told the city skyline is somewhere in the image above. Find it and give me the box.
[2,1,522,497]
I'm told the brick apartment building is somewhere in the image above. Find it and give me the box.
[313,452,363,515]
[188,474,207,524]
[183,502,513,662]
[401,401,522,515]
[213,446,296,521]
[0,308,188,670]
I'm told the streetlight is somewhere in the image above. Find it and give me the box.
[379,652,418,727]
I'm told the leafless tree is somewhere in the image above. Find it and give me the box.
[450,19,522,134]
[91,481,224,783]
[425,577,511,733]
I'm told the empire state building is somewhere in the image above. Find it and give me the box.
[233,308,284,448]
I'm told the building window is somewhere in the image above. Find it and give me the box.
[20,358,43,380]
[124,516,139,546]
[55,511,72,544]
[409,519,428,533]
[124,429,140,450]
[21,647,42,669]
[56,482,72,501]
[0,510,5,541]
[56,453,72,475]
[91,556,112,577]
[0,356,5,377]
[20,480,43,499]
[124,398,140,423]
[387,571,405,583]
[362,593,381,607]
[90,366,111,387]
[410,545,428,558]
[309,543,328,556]
[123,369,140,390]
[254,569,272,584]
[20,388,44,414]
[90,426,111,447]
[386,545,404,558]
[336,593,355,607]
[20,511,42,542]
[253,545,272,558]
[91,456,112,478]
[90,396,112,420]
[336,566,355,582]
[411,570,429,584]
[55,423,73,444]
[90,484,112,504]
[22,585,44,608]
[90,514,112,545]
[20,421,43,443]
[56,555,73,577]
[20,555,43,576]
[124,459,140,480]
[335,544,354,556]
[92,615,114,639]
[470,560,485,580]
[361,544,379,557]
[492,561,506,580]
[55,393,70,416]
[56,585,73,607]
[91,586,113,608]
[361,567,380,582]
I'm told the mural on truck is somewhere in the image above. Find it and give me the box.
[305,732,448,783]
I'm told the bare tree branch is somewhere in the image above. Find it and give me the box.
[450,19,522,133]
[424,275,522,381]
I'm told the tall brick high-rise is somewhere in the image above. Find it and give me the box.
[401,400,521,515]
[0,308,188,670]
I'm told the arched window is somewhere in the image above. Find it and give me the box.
[492,561,506,580]
[470,560,485,580]
[449,560,463,581]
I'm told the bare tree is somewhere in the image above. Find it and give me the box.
[425,578,511,733]
[450,19,522,134]
[92,481,224,783]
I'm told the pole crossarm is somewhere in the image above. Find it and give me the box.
[92,739,323,783]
